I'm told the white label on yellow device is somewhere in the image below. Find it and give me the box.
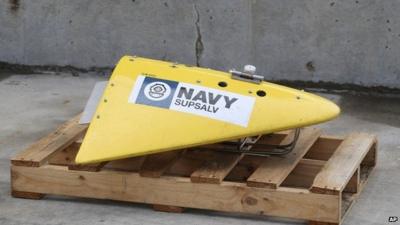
[129,75,255,127]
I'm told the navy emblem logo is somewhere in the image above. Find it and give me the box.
[144,82,171,101]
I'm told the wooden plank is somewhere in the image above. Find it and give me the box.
[11,190,45,199]
[104,157,145,172]
[48,142,81,166]
[281,159,325,189]
[140,151,182,178]
[166,153,205,177]
[11,165,340,223]
[68,162,108,172]
[252,131,293,152]
[247,128,321,188]
[47,139,106,172]
[190,152,244,184]
[153,204,185,213]
[361,140,377,167]
[304,136,343,161]
[343,167,360,193]
[11,114,87,167]
[311,133,376,195]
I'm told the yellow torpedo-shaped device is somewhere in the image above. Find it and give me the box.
[75,56,340,164]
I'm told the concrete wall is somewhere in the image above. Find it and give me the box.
[1,0,399,88]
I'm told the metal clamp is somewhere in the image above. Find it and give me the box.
[230,65,264,84]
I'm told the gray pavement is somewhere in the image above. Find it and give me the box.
[0,73,399,225]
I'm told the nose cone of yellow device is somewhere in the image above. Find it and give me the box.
[296,91,341,126]
[322,99,341,121]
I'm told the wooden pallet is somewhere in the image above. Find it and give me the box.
[10,114,377,225]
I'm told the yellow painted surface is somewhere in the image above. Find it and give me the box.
[76,56,340,164]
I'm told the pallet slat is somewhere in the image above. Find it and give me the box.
[11,114,87,167]
[11,190,45,199]
[304,136,343,161]
[48,142,81,166]
[343,167,360,193]
[68,162,108,172]
[105,157,145,172]
[247,128,321,188]
[281,159,325,189]
[46,140,106,172]
[140,151,182,178]
[153,204,185,213]
[190,152,243,184]
[311,133,376,194]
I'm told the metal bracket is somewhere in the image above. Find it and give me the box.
[216,128,301,157]
[230,69,264,84]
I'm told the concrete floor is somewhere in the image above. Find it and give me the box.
[0,73,399,225]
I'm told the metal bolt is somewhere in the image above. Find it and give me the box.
[244,65,256,74]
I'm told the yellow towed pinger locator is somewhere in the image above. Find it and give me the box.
[75,56,340,164]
